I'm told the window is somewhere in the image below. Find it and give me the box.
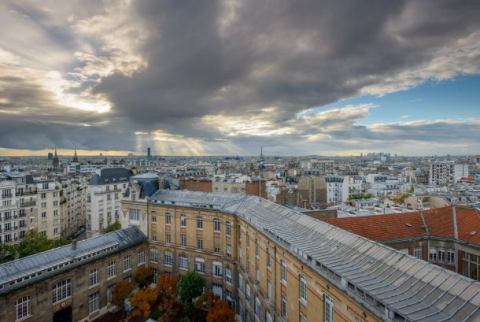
[447,249,455,264]
[245,284,251,302]
[123,255,132,272]
[226,266,232,284]
[300,314,307,322]
[281,260,287,282]
[238,273,243,289]
[414,247,422,259]
[267,278,272,300]
[41,212,46,218]
[153,268,159,283]
[52,279,72,304]
[266,312,273,322]
[246,232,250,247]
[166,212,171,225]
[325,294,334,322]
[226,243,232,258]
[181,234,187,247]
[255,239,260,256]
[213,283,223,298]
[300,275,307,302]
[213,261,223,278]
[89,268,99,287]
[429,247,437,262]
[179,254,189,270]
[107,261,116,279]
[181,214,186,227]
[195,258,205,274]
[438,248,446,263]
[197,216,203,229]
[152,214,157,223]
[256,266,260,283]
[166,232,171,245]
[281,294,287,318]
[226,221,231,236]
[150,249,158,263]
[197,238,203,250]
[107,285,114,303]
[164,251,173,266]
[16,296,31,320]
[138,250,145,265]
[129,209,139,221]
[89,292,100,314]
[254,296,261,316]
[214,218,220,232]
[214,238,221,253]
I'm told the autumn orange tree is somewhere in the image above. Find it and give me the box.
[133,266,154,288]
[130,285,158,318]
[156,274,180,322]
[130,273,180,321]
[111,280,135,322]
[206,300,236,322]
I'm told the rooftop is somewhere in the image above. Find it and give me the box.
[323,206,480,245]
[0,226,147,295]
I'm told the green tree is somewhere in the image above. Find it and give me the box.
[16,230,69,258]
[179,271,205,316]
[0,244,17,263]
[104,221,122,233]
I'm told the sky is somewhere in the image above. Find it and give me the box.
[0,0,479,157]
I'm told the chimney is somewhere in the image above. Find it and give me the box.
[72,239,77,250]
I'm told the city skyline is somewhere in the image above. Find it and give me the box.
[1,1,479,157]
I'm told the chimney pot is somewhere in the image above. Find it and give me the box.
[72,239,77,250]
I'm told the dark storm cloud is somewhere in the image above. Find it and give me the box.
[1,0,480,153]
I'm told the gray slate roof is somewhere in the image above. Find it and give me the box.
[89,167,134,185]
[0,227,147,295]
[149,190,480,322]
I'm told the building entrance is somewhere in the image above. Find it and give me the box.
[53,306,72,322]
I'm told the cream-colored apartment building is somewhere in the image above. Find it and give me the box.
[145,190,480,322]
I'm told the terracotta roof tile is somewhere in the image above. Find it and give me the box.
[323,206,480,245]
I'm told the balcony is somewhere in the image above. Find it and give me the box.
[20,201,36,208]
[16,191,37,196]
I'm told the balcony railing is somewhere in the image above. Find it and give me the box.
[20,201,36,207]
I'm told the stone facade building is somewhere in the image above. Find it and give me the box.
[0,227,147,322]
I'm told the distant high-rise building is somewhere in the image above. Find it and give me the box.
[147,147,151,159]
[47,152,53,160]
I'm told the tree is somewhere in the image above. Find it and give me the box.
[130,285,158,319]
[0,244,16,263]
[16,229,69,258]
[196,292,220,310]
[156,274,180,322]
[104,221,122,233]
[179,271,205,316]
[130,274,179,321]
[206,300,236,322]
[134,266,154,288]
[111,280,135,322]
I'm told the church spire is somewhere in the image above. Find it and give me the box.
[73,146,79,162]
[52,147,59,169]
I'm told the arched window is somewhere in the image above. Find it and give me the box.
[52,279,72,304]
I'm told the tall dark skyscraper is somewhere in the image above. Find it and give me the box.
[147,147,151,159]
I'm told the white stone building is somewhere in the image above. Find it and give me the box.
[86,168,133,238]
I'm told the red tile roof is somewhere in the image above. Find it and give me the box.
[322,206,480,244]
